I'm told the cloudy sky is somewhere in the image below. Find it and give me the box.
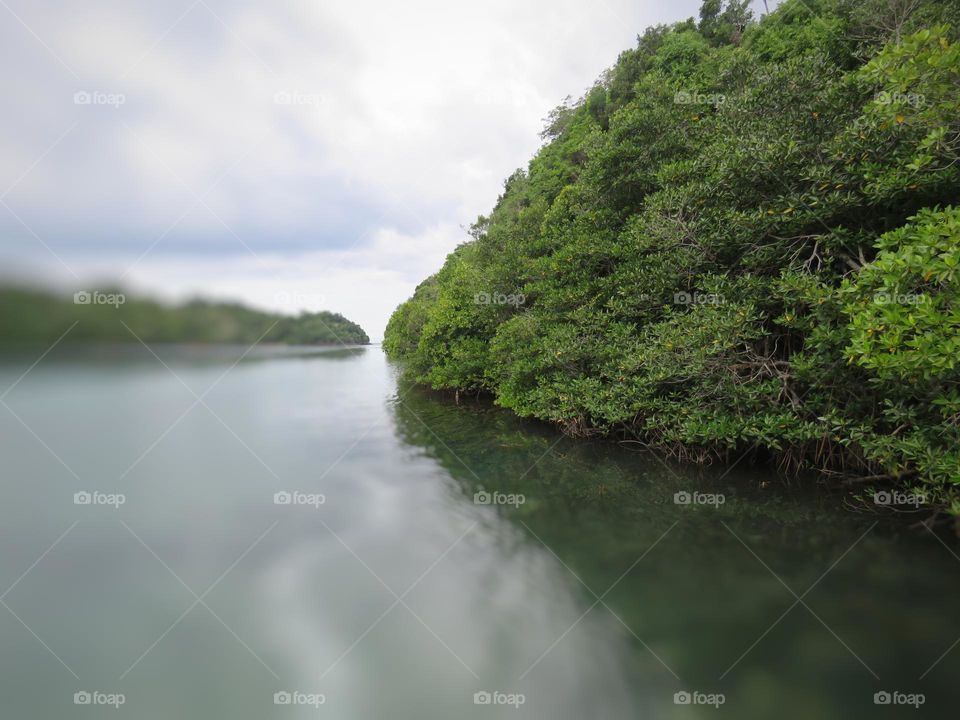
[0,0,724,340]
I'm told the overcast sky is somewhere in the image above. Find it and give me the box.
[0,0,731,340]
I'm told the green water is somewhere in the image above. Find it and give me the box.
[0,344,955,718]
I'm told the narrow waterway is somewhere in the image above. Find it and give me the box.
[0,344,954,718]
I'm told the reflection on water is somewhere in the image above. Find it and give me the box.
[0,345,956,718]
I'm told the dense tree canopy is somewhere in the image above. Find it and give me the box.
[385,0,960,513]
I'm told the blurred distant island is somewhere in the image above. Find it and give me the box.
[0,286,370,346]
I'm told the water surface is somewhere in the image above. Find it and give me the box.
[0,344,956,718]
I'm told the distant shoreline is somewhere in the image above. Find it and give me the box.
[0,285,370,346]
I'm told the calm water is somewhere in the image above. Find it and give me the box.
[0,344,956,718]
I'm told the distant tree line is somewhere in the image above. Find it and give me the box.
[0,286,369,346]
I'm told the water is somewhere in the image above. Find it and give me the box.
[0,344,956,718]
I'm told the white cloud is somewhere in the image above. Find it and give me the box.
[0,0,708,336]
[43,222,462,341]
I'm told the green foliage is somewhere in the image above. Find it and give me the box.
[385,0,960,511]
[0,287,369,346]
[699,0,753,46]
[844,207,960,380]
